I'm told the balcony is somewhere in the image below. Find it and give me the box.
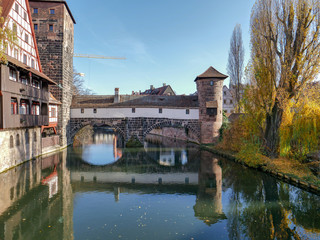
[19,115,49,127]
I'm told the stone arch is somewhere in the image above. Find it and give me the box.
[69,119,126,144]
[144,119,200,142]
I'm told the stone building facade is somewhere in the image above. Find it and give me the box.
[195,67,227,143]
[29,0,76,146]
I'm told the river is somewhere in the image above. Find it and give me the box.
[0,132,319,240]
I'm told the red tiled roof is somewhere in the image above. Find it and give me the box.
[141,85,175,96]
[195,66,228,81]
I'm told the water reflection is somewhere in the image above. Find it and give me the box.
[0,135,319,240]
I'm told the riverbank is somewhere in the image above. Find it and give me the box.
[201,144,320,195]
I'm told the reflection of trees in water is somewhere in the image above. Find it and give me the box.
[221,158,320,239]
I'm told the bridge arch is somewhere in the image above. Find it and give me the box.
[143,119,200,143]
[69,118,126,144]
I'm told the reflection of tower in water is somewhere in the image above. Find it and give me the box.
[194,151,226,225]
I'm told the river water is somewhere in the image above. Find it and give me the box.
[0,132,319,240]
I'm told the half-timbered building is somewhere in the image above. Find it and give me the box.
[0,0,56,172]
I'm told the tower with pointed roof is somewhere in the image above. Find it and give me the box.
[195,66,228,143]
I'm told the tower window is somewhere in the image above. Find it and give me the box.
[206,108,217,116]
[34,23,38,30]
[33,8,38,14]
[50,9,55,14]
[49,24,53,32]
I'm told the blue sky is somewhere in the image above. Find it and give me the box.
[68,0,255,95]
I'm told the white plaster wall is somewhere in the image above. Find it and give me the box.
[71,108,199,120]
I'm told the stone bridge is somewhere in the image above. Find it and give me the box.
[69,117,200,144]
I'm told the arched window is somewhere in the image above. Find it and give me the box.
[10,135,14,148]
[25,130,29,145]
[16,134,20,146]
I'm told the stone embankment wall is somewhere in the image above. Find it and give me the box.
[0,128,41,173]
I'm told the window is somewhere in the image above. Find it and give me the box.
[186,109,190,114]
[25,34,29,43]
[10,136,14,148]
[25,130,29,144]
[23,54,27,64]
[12,24,17,34]
[9,68,17,81]
[34,23,38,30]
[33,79,40,89]
[34,132,37,142]
[14,49,18,59]
[15,3,19,12]
[33,8,38,14]
[93,108,97,113]
[210,81,214,86]
[50,9,55,14]
[31,59,35,68]
[41,103,48,115]
[51,107,56,117]
[11,98,18,114]
[230,100,233,104]
[32,102,40,115]
[20,99,30,115]
[20,75,28,85]
[16,134,20,146]
[207,108,217,116]
[132,108,135,113]
[159,108,162,114]
[81,108,84,113]
[223,99,226,104]
[49,24,53,32]
[224,91,226,96]
[24,12,27,21]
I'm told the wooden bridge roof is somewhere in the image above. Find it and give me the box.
[71,95,199,109]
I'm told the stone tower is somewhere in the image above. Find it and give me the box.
[29,0,76,146]
[195,67,228,143]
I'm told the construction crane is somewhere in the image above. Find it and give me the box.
[74,53,126,60]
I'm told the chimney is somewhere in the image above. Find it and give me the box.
[114,88,120,103]
[150,85,154,90]
[163,83,166,86]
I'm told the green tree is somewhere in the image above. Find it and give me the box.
[249,0,320,157]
